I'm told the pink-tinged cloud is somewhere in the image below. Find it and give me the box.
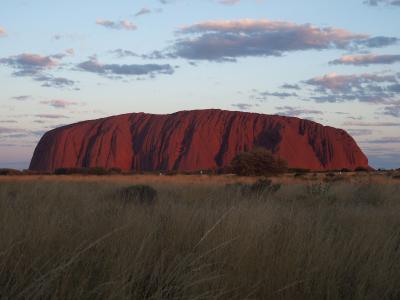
[306,72,397,91]
[0,53,63,77]
[305,72,400,103]
[1,53,59,69]
[0,53,76,88]
[173,19,397,61]
[0,27,6,37]
[96,19,137,31]
[40,100,78,109]
[330,54,400,66]
[179,19,365,37]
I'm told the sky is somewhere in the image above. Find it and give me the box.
[0,0,399,170]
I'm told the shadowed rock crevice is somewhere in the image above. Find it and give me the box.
[215,114,237,167]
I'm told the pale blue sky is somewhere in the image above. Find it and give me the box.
[1,0,399,169]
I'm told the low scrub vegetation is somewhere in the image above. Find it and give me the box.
[230,148,288,176]
[0,179,400,299]
[0,168,22,176]
[54,167,122,175]
[355,166,370,172]
[117,184,158,205]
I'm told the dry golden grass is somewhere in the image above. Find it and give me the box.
[0,174,400,299]
[0,171,397,185]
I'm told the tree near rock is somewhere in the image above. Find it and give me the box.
[230,148,288,176]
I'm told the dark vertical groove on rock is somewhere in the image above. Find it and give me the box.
[215,114,237,167]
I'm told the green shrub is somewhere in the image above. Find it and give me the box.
[54,167,112,175]
[109,167,122,174]
[165,170,179,176]
[289,168,310,174]
[355,166,369,172]
[231,148,288,176]
[21,169,46,175]
[295,172,307,178]
[0,169,22,176]
[88,167,109,175]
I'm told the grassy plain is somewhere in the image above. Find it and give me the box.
[0,172,399,299]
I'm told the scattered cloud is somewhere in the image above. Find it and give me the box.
[109,49,138,58]
[343,121,400,126]
[330,54,400,66]
[171,19,398,61]
[51,33,85,41]
[65,48,75,56]
[11,95,31,101]
[0,126,50,144]
[34,75,76,88]
[360,137,400,144]
[135,7,152,17]
[0,52,76,89]
[0,120,18,124]
[346,129,374,136]
[110,49,173,60]
[275,106,323,117]
[141,50,169,60]
[219,0,241,5]
[0,26,6,37]
[259,91,298,100]
[246,89,298,102]
[0,127,26,134]
[305,72,400,103]
[219,0,263,5]
[281,83,301,90]
[40,100,79,109]
[52,34,63,40]
[0,53,59,75]
[306,72,396,92]
[35,114,69,119]
[364,0,400,6]
[77,57,174,78]
[231,103,254,110]
[383,105,400,117]
[96,19,137,31]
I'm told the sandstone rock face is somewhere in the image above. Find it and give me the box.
[29,109,369,172]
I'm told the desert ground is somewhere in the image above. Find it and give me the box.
[0,172,400,299]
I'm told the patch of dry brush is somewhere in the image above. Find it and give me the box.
[0,180,400,299]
